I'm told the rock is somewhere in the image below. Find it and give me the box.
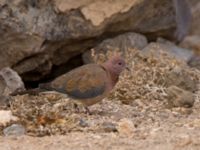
[79,119,89,127]
[0,67,25,95]
[180,35,200,70]
[82,32,148,63]
[141,41,198,92]
[0,96,10,109]
[187,55,200,70]
[0,75,6,95]
[0,0,187,82]
[163,66,197,92]
[101,122,117,133]
[165,86,195,108]
[0,110,18,126]
[3,124,26,136]
[143,40,193,63]
[173,0,192,42]
[117,118,135,137]
[180,35,200,54]
[190,2,200,35]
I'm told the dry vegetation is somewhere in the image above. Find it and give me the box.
[7,48,200,142]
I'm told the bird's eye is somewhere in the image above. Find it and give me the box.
[118,62,122,65]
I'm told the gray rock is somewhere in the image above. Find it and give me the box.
[79,119,89,127]
[180,35,200,53]
[0,75,6,95]
[82,32,148,63]
[141,41,198,92]
[0,0,190,81]
[188,55,200,70]
[190,1,200,35]
[163,67,197,92]
[3,124,26,136]
[180,35,200,70]
[0,96,10,109]
[143,40,193,63]
[165,86,195,108]
[0,67,25,95]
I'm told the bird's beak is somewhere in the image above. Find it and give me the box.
[125,66,130,71]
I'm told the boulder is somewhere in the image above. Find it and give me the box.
[165,86,195,108]
[82,32,148,63]
[190,1,200,35]
[0,0,188,81]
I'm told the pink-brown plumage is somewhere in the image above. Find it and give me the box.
[12,55,126,107]
[40,55,126,106]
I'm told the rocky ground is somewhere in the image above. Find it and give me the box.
[0,0,200,150]
[1,96,200,150]
[1,46,200,149]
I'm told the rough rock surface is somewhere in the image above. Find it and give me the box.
[190,1,200,35]
[143,41,193,63]
[1,1,200,149]
[0,43,200,149]
[82,32,148,63]
[166,86,195,108]
[0,67,25,96]
[0,0,180,81]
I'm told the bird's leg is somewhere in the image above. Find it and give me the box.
[73,103,81,113]
[84,106,92,115]
[73,103,91,115]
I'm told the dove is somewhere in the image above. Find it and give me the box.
[11,55,127,111]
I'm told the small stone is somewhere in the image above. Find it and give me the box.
[79,119,89,127]
[102,122,117,132]
[3,124,26,136]
[0,110,18,126]
[165,86,195,108]
[117,118,135,137]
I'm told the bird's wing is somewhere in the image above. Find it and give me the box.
[51,64,108,99]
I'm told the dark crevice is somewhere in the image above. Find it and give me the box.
[24,54,83,89]
[22,28,174,89]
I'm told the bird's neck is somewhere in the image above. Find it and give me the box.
[101,64,119,88]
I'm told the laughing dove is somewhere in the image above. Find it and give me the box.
[11,55,127,107]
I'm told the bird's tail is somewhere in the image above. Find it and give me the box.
[10,83,53,96]
[10,88,45,96]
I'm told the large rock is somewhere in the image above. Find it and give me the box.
[0,67,25,96]
[142,41,193,63]
[180,35,200,55]
[190,1,200,35]
[180,36,200,70]
[0,0,189,81]
[82,32,148,63]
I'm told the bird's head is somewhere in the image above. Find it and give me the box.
[103,54,126,76]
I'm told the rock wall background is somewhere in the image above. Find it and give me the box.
[1,1,200,149]
[0,0,182,84]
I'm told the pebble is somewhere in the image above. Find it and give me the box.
[102,122,117,132]
[79,119,89,127]
[0,110,18,126]
[117,118,135,137]
[3,124,26,136]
